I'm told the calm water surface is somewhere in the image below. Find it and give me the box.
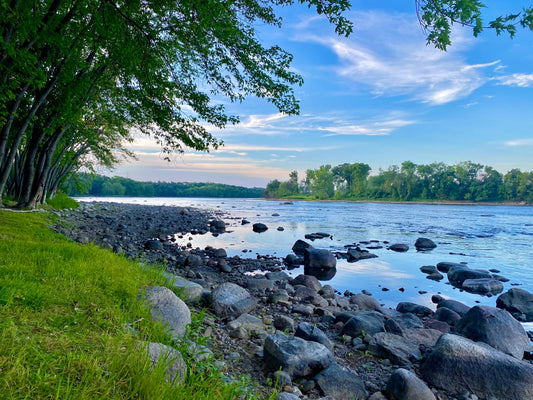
[80,197,533,312]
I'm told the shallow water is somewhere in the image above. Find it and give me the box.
[79,197,533,310]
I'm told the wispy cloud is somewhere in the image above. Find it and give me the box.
[319,119,416,136]
[505,138,533,146]
[292,11,498,105]
[494,73,533,87]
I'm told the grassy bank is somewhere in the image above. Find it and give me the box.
[0,210,263,399]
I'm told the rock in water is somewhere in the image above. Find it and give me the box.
[252,223,268,232]
[263,334,335,378]
[211,282,256,319]
[456,305,530,359]
[389,243,409,252]
[421,333,533,400]
[303,248,336,269]
[414,237,437,250]
[292,239,313,256]
[143,286,191,339]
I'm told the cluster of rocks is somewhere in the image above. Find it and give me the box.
[53,202,533,400]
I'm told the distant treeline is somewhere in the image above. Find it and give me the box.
[264,161,533,203]
[65,174,264,198]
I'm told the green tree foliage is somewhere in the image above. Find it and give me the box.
[65,173,263,198]
[264,161,533,203]
[0,0,353,207]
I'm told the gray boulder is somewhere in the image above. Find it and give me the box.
[496,288,533,321]
[253,222,268,232]
[436,261,465,273]
[292,239,312,256]
[435,307,461,326]
[263,334,335,378]
[384,313,423,335]
[145,342,186,384]
[414,237,437,250]
[461,277,503,295]
[456,305,530,359]
[421,333,533,400]
[313,363,368,400]
[290,274,322,292]
[304,248,336,269]
[349,293,381,311]
[389,243,409,252]
[347,247,378,262]
[164,273,203,304]
[144,239,163,251]
[447,265,491,286]
[342,312,385,338]
[211,282,256,319]
[385,368,436,400]
[143,286,191,339]
[436,299,470,317]
[295,322,333,351]
[368,332,421,366]
[396,302,433,317]
[227,313,265,332]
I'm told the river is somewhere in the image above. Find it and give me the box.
[78,197,533,313]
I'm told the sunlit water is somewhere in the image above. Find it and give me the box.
[79,197,533,313]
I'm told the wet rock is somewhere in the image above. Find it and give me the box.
[143,286,191,339]
[456,305,530,359]
[421,333,533,400]
[145,342,186,384]
[313,363,368,400]
[253,223,268,232]
[210,220,226,232]
[290,274,321,292]
[415,237,437,250]
[496,288,533,321]
[461,278,503,295]
[420,265,438,274]
[303,248,336,270]
[292,239,313,256]
[426,272,444,281]
[435,307,462,326]
[436,261,465,273]
[396,302,434,317]
[212,248,227,258]
[295,322,333,351]
[346,247,378,262]
[305,232,331,240]
[384,313,423,334]
[447,265,491,287]
[385,368,436,400]
[266,271,290,282]
[211,282,257,319]
[389,243,409,252]
[263,334,335,379]
[246,278,275,292]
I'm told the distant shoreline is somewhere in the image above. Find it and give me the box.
[265,198,530,207]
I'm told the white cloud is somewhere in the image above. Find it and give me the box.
[292,10,497,105]
[494,73,533,87]
[240,113,288,128]
[320,119,416,136]
[505,138,533,146]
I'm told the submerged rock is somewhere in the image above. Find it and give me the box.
[414,237,437,250]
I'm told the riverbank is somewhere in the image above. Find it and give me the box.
[48,201,533,400]
[0,209,270,399]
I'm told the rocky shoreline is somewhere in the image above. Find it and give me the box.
[53,201,533,400]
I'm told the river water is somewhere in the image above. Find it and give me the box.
[79,197,533,312]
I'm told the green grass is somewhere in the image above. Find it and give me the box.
[0,210,266,399]
[45,192,80,209]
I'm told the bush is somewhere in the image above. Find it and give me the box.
[46,191,79,209]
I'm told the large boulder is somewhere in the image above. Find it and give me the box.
[349,293,381,311]
[385,368,435,400]
[389,243,409,252]
[164,273,203,304]
[252,222,268,232]
[313,363,368,399]
[436,261,465,273]
[414,237,437,250]
[384,313,423,335]
[211,282,256,319]
[347,247,378,262]
[290,274,321,292]
[447,265,491,287]
[421,333,533,400]
[396,302,433,317]
[263,334,335,378]
[496,288,533,321]
[436,299,470,317]
[461,277,503,295]
[292,239,313,256]
[303,248,336,269]
[456,305,530,359]
[143,286,191,339]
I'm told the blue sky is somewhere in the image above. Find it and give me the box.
[108,1,533,187]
